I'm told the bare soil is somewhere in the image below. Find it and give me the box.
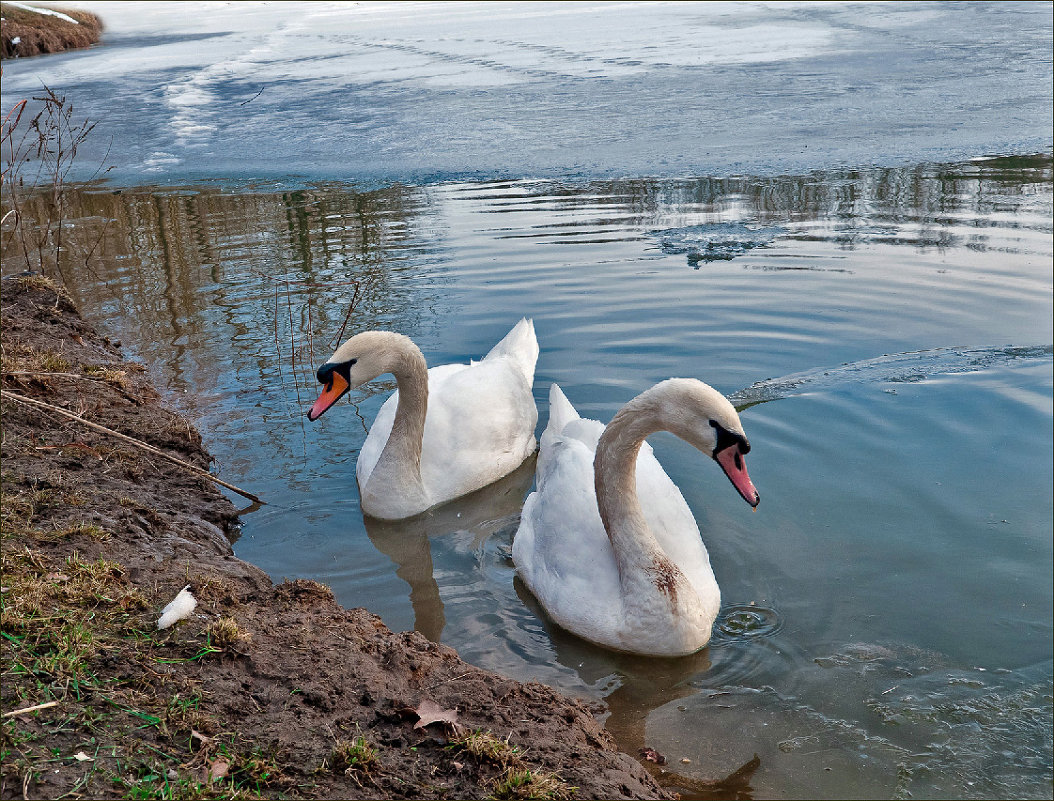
[1,3,102,60]
[0,275,674,799]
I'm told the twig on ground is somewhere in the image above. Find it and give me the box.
[3,701,59,718]
[238,87,265,106]
[0,389,264,504]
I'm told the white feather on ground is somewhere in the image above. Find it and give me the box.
[157,584,197,629]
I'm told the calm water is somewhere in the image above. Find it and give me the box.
[3,157,1051,798]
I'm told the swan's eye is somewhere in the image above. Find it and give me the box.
[709,419,750,455]
[317,359,356,385]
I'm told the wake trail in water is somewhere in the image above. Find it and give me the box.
[730,344,1054,407]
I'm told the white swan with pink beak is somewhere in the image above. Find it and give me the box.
[512,379,759,657]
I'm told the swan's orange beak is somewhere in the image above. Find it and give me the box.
[716,445,760,507]
[308,372,349,421]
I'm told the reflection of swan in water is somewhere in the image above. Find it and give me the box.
[514,578,761,799]
[308,319,538,520]
[363,455,537,643]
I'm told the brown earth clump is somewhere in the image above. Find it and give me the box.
[0,274,672,799]
[1,3,102,59]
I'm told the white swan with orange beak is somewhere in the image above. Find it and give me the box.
[309,319,539,521]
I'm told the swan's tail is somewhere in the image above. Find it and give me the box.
[545,383,580,437]
[483,317,538,385]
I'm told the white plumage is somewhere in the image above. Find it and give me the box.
[310,319,539,520]
[512,380,759,657]
[157,584,197,630]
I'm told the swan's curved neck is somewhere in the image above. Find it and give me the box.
[375,339,429,490]
[594,401,682,594]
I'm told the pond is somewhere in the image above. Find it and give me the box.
[4,156,1050,798]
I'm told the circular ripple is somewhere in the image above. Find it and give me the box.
[713,603,783,641]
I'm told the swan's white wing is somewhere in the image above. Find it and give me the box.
[634,441,716,587]
[418,357,538,503]
[482,318,538,385]
[513,428,623,640]
[358,359,537,503]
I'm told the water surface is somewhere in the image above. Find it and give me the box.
[2,1,1051,183]
[3,155,1050,798]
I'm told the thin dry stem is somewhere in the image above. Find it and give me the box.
[1,389,264,504]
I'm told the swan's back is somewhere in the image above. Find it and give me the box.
[514,388,620,636]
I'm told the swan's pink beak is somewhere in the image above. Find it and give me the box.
[308,372,349,421]
[716,445,760,507]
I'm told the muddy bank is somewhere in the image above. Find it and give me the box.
[1,3,102,60]
[0,275,671,799]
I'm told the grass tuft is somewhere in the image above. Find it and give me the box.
[328,735,379,777]
[456,730,522,764]
[491,765,577,800]
[450,730,576,800]
[203,617,252,652]
[1,341,72,375]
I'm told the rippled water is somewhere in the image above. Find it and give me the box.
[3,156,1051,798]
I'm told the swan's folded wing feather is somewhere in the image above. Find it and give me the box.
[513,432,622,636]
[543,383,579,439]
[634,443,715,582]
[419,358,537,502]
[482,318,538,384]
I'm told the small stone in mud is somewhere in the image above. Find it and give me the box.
[640,747,667,765]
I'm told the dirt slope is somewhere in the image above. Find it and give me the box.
[0,275,671,800]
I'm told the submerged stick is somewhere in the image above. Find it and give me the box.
[0,389,264,504]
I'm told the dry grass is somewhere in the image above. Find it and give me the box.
[12,274,68,297]
[1,2,103,59]
[203,616,252,652]
[0,341,72,375]
[2,337,135,395]
[451,731,577,800]
[493,765,577,801]
[327,735,379,782]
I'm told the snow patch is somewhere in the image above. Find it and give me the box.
[4,1,79,24]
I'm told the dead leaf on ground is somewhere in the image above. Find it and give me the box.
[207,758,229,782]
[640,747,667,765]
[413,698,460,731]
[190,729,212,748]
[73,751,93,762]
